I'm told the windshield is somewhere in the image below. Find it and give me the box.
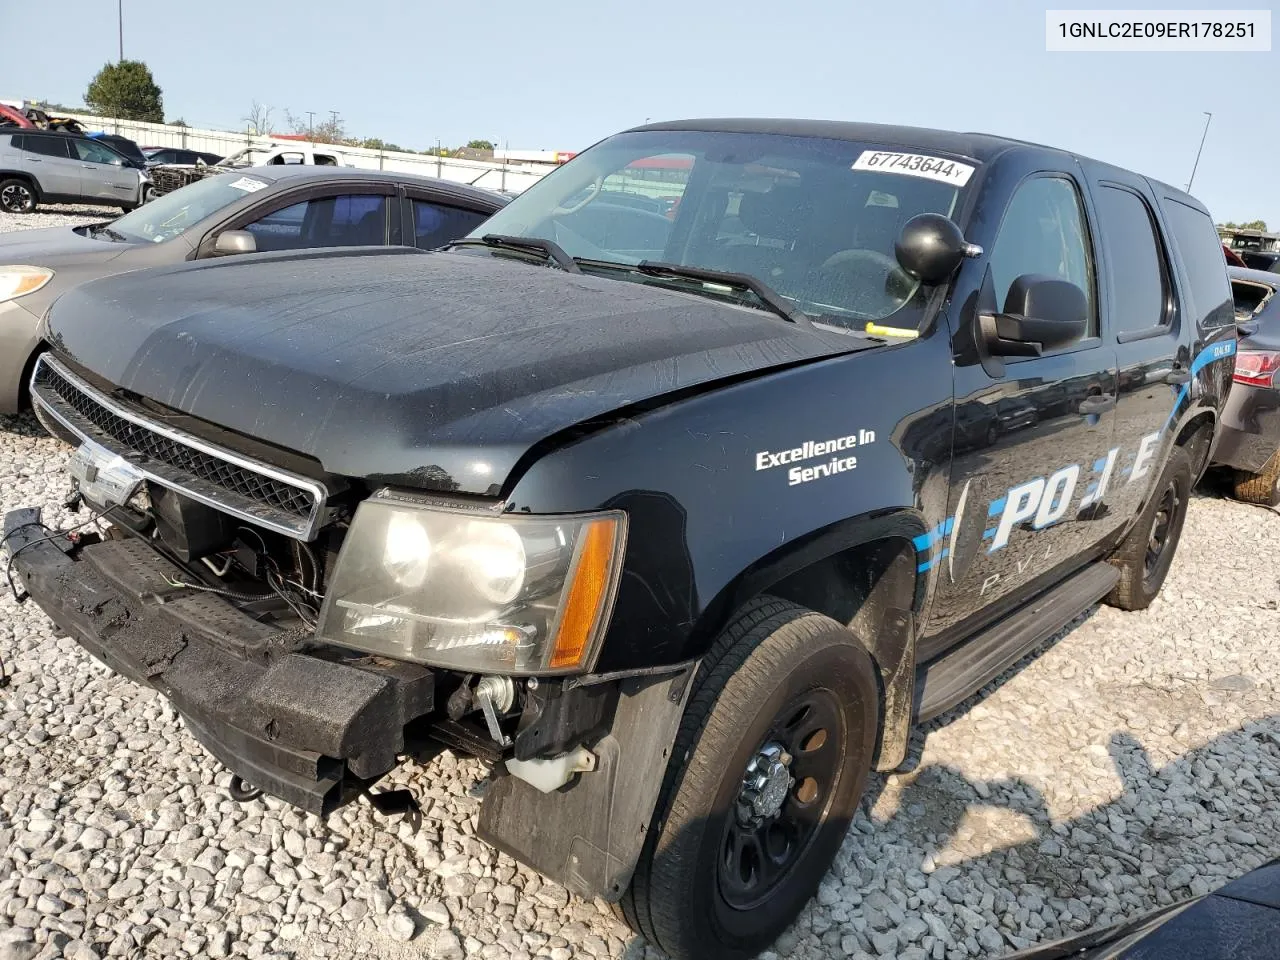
[470,130,971,326]
[110,172,269,244]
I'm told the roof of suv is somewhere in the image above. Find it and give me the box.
[626,118,1197,204]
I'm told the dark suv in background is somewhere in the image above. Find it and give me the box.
[0,130,152,213]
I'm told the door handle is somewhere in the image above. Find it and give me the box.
[1164,368,1192,385]
[1078,394,1117,416]
[23,157,41,162]
[82,164,97,169]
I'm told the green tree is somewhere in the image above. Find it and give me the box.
[1222,220,1268,231]
[466,139,495,151]
[84,60,164,121]
[169,118,188,127]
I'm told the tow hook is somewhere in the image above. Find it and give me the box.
[228,775,263,803]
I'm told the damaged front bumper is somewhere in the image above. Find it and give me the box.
[2,507,434,816]
[4,506,697,901]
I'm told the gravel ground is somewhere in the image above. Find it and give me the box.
[0,208,1278,960]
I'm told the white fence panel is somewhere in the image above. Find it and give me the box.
[59,112,551,193]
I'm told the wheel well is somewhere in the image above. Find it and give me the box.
[1174,414,1215,480]
[760,536,919,770]
[0,171,40,197]
[765,537,918,630]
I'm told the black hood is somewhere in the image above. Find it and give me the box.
[46,248,871,494]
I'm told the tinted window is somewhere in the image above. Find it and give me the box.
[243,195,388,252]
[74,139,123,164]
[326,195,386,244]
[111,171,269,244]
[22,135,71,159]
[1095,186,1168,333]
[1161,198,1234,327]
[412,200,488,248]
[989,176,1097,335]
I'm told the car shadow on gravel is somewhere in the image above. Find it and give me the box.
[619,719,1279,960]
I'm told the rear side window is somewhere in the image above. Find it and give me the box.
[1232,279,1274,321]
[1095,186,1169,334]
[22,135,71,159]
[989,175,1097,336]
[412,200,489,248]
[1161,198,1234,328]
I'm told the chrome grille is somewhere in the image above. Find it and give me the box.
[31,354,327,540]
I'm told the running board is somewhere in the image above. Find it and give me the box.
[915,562,1119,723]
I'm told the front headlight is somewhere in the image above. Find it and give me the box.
[315,491,627,675]
[0,266,54,304]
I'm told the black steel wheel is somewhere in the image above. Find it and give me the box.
[1105,445,1192,610]
[718,690,844,910]
[616,596,879,960]
[0,179,36,214]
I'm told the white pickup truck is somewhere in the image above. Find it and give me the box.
[150,144,352,196]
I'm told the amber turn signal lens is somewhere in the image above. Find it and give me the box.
[548,517,621,670]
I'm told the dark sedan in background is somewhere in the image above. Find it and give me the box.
[1213,267,1280,505]
[0,166,507,413]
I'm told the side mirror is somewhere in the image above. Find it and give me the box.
[110,157,125,166]
[213,230,257,255]
[979,274,1088,357]
[894,213,981,285]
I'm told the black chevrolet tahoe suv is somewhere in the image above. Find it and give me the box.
[4,120,1238,960]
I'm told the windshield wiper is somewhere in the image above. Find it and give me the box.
[634,261,811,327]
[447,234,581,273]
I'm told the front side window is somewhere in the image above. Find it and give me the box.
[470,130,971,327]
[243,194,388,251]
[74,139,123,165]
[412,200,489,249]
[1095,186,1169,334]
[988,176,1096,336]
[1162,198,1234,327]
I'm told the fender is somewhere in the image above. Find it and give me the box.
[505,329,955,673]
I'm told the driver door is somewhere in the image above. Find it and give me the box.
[72,138,138,203]
[921,171,1119,655]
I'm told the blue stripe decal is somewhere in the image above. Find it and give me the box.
[1162,339,1237,431]
[917,548,950,573]
[988,497,1006,516]
[982,527,997,539]
[1092,458,1107,472]
[912,517,955,552]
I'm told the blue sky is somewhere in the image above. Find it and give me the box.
[2,0,1276,225]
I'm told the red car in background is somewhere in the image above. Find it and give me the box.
[0,105,35,129]
[1224,244,1247,267]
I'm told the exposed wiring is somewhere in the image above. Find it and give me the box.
[160,575,275,603]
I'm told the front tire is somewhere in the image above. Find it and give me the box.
[1104,445,1192,610]
[0,178,37,214]
[618,597,879,960]
[1232,450,1280,508]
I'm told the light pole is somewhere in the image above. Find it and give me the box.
[117,0,123,61]
[306,111,315,141]
[1186,111,1212,194]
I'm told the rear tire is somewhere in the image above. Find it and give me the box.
[1232,451,1280,508]
[1104,446,1192,610]
[0,178,37,214]
[616,597,879,960]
